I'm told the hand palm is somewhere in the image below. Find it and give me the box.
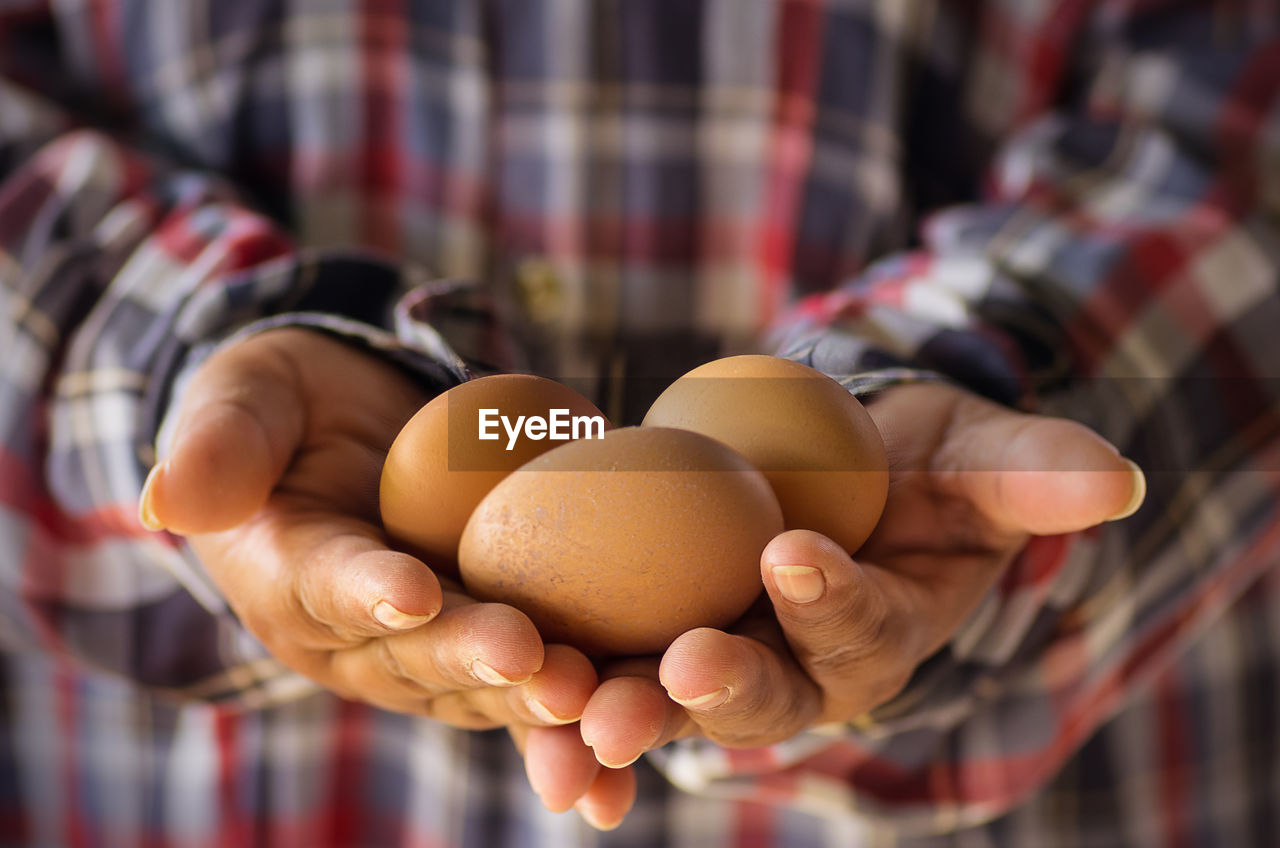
[183,333,431,679]
[568,381,1142,790]
[144,329,593,728]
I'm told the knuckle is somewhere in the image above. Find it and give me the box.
[705,725,782,748]
[375,638,425,692]
[238,594,307,655]
[423,695,502,729]
[700,682,814,749]
[289,569,371,645]
[804,639,875,680]
[794,599,891,677]
[704,702,801,748]
[285,585,346,645]
[783,563,888,637]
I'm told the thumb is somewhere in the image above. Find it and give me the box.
[139,339,305,535]
[759,530,915,714]
[945,405,1146,536]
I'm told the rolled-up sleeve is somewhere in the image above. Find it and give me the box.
[0,79,471,706]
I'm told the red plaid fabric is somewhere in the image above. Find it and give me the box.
[1,1,1278,845]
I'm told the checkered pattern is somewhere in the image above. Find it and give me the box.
[1,1,1279,845]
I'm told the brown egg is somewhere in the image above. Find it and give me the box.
[458,427,784,657]
[642,355,888,555]
[379,374,609,573]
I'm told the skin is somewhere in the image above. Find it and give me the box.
[140,329,598,730]
[140,327,1145,831]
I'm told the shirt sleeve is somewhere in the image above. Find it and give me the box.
[0,73,480,707]
[653,3,1280,832]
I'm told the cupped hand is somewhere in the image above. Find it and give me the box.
[541,381,1146,827]
[138,328,597,730]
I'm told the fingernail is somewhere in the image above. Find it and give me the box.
[670,687,729,711]
[772,565,825,603]
[138,463,166,531]
[373,600,431,630]
[1108,459,1147,521]
[471,660,529,687]
[592,748,642,769]
[574,801,618,831]
[527,696,572,725]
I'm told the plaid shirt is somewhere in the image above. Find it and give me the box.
[2,1,1279,845]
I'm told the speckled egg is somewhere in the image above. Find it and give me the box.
[457,427,784,656]
[380,374,609,574]
[642,355,888,555]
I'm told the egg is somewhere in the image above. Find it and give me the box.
[379,374,609,573]
[457,427,784,657]
[642,355,888,555]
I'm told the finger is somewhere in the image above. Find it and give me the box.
[421,702,502,730]
[191,519,443,655]
[760,530,919,715]
[441,643,599,727]
[580,675,685,768]
[574,766,637,832]
[939,396,1146,535]
[140,337,305,535]
[294,542,443,639]
[515,644,599,725]
[353,600,545,694]
[523,724,602,812]
[658,627,822,748]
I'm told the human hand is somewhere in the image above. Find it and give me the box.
[529,381,1145,827]
[138,328,598,730]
